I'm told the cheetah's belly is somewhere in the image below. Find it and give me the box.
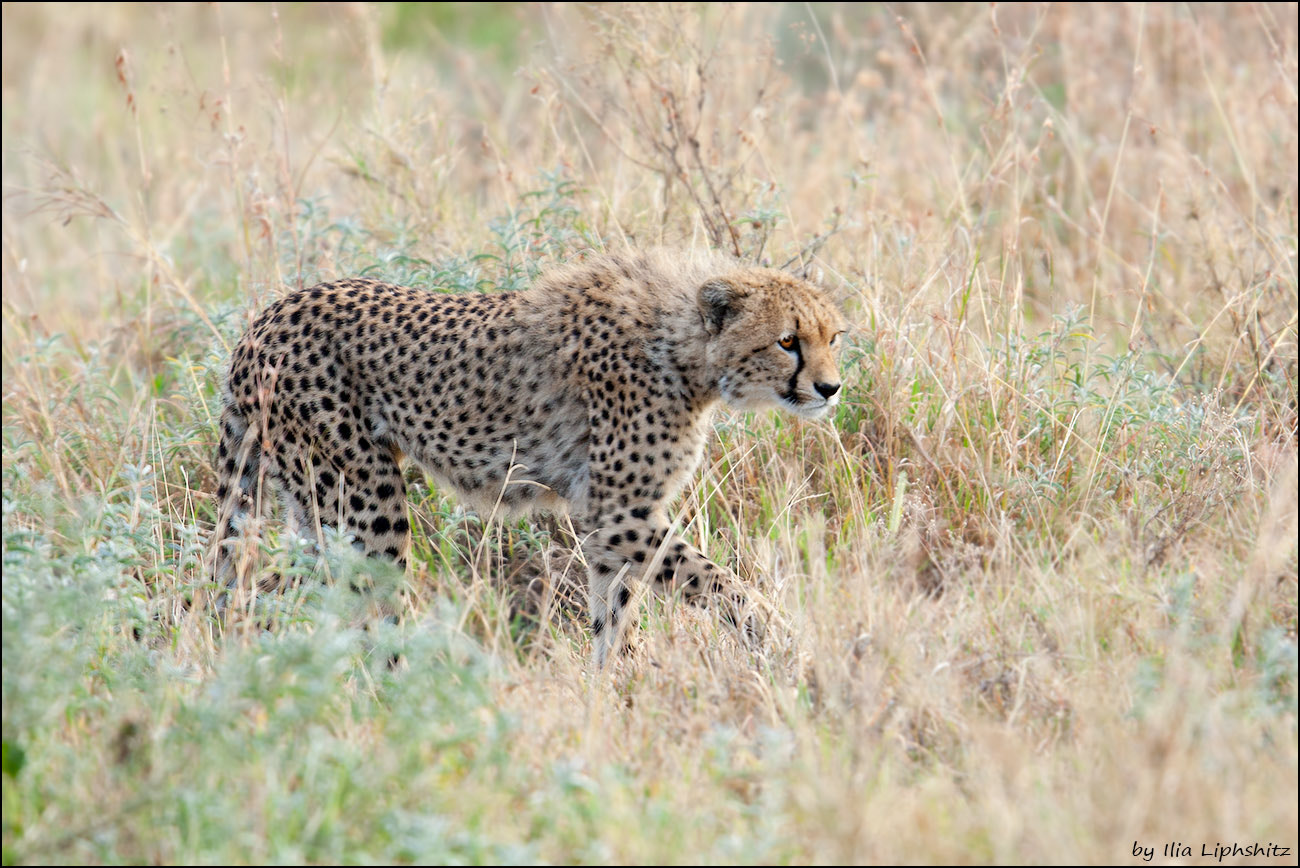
[382,392,591,518]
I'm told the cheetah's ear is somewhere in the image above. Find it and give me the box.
[697,278,749,334]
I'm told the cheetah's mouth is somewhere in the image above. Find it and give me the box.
[778,390,836,419]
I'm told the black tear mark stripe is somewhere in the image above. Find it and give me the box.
[786,340,804,402]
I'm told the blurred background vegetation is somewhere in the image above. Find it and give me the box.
[2,3,1296,864]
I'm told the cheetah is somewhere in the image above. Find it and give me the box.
[213,248,846,663]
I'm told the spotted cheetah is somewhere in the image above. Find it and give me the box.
[213,248,846,662]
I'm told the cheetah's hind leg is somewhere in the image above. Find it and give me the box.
[264,415,413,618]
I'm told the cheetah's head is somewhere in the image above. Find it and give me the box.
[698,268,847,420]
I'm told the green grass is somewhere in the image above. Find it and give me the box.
[3,3,1297,864]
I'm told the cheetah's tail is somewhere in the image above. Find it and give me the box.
[211,402,263,604]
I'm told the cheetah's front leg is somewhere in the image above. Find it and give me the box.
[582,504,755,665]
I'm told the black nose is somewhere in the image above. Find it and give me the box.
[814,381,841,399]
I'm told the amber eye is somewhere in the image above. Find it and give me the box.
[778,334,797,351]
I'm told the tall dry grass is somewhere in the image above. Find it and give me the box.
[2,3,1296,863]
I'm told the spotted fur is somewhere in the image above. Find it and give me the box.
[213,248,846,662]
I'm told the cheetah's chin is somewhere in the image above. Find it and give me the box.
[781,397,836,420]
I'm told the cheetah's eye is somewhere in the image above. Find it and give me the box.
[829,330,845,348]
[778,334,798,351]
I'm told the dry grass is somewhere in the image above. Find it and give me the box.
[2,3,1296,864]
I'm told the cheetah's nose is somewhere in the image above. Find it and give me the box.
[814,381,841,399]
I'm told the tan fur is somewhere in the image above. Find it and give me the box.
[213,248,846,662]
